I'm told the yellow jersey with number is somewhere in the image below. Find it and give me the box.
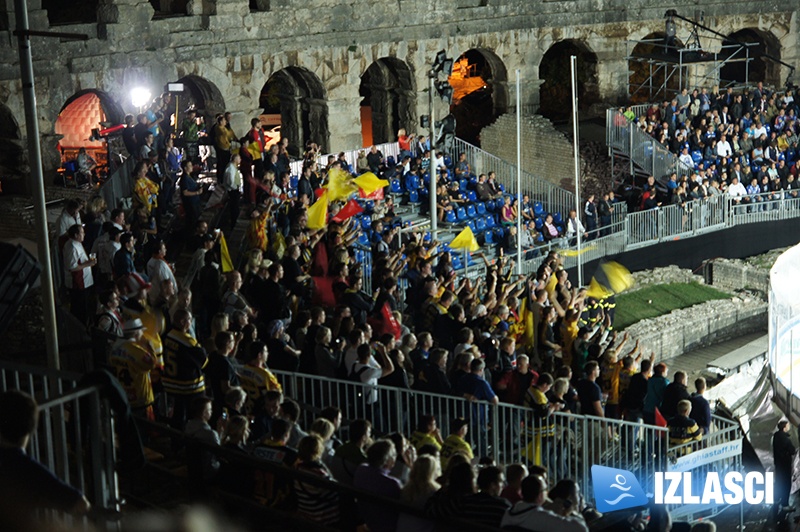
[440,434,473,470]
[238,364,282,410]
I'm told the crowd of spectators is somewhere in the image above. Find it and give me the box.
[619,82,800,213]
[44,86,738,531]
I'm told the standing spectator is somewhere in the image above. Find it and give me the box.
[213,114,236,181]
[353,439,403,532]
[180,160,203,231]
[460,466,512,528]
[204,331,240,420]
[63,224,96,325]
[689,377,711,435]
[643,363,670,425]
[660,370,690,420]
[0,390,91,524]
[583,194,597,238]
[454,358,498,446]
[772,420,796,510]
[598,191,615,236]
[223,152,243,230]
[108,318,159,419]
[524,373,561,477]
[351,343,394,432]
[162,309,208,429]
[146,239,177,306]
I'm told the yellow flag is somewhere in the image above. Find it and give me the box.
[560,244,597,257]
[353,172,389,196]
[585,261,634,300]
[307,191,329,230]
[515,297,537,352]
[324,167,358,201]
[449,226,480,252]
[219,232,234,273]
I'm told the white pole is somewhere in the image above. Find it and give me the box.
[429,76,438,236]
[15,0,60,370]
[571,55,583,288]
[515,69,522,276]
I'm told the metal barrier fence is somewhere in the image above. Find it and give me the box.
[288,141,401,176]
[451,138,575,219]
[606,108,693,180]
[271,368,741,518]
[98,156,135,210]
[0,362,120,530]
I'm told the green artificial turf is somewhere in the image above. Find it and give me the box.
[613,282,730,331]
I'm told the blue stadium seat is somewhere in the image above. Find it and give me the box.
[533,201,544,216]
[386,155,396,167]
[536,233,544,243]
[484,214,495,228]
[494,227,505,241]
[443,155,453,168]
[498,184,506,193]
[486,200,496,212]
[451,255,463,270]
[361,217,371,230]
[357,233,370,247]
[476,217,486,231]
[466,204,477,218]
[409,190,420,203]
[459,179,468,190]
[466,220,477,233]
[476,202,486,215]
[405,174,420,191]
[456,207,468,222]
[364,200,375,212]
[553,212,563,225]
[534,217,544,230]
[445,210,457,224]
[484,230,493,244]
[290,175,299,189]
[691,150,703,164]
[390,179,402,193]
[467,190,477,202]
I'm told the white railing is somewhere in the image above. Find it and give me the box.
[451,138,576,220]
[606,108,693,180]
[271,368,741,523]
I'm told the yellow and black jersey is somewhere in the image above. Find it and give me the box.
[440,434,473,470]
[238,364,282,411]
[162,328,208,396]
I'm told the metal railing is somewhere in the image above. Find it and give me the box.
[0,362,120,530]
[271,368,741,512]
[451,138,575,219]
[606,108,693,180]
[98,156,135,210]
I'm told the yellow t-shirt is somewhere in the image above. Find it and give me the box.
[440,434,473,470]
[409,431,442,452]
[600,362,622,405]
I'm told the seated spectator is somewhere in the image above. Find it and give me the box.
[460,465,511,527]
[500,196,516,225]
[409,414,445,452]
[294,434,340,527]
[542,479,589,527]
[330,418,372,485]
[387,432,416,484]
[309,417,337,464]
[398,455,440,532]
[668,400,703,456]
[500,474,588,531]
[426,459,475,518]
[500,463,528,504]
[541,214,562,242]
[353,439,403,532]
[440,417,474,470]
[726,176,748,203]
[238,341,282,412]
[280,398,308,448]
[0,390,91,524]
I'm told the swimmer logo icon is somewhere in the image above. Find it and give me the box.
[592,465,649,513]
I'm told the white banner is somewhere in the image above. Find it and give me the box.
[668,439,743,473]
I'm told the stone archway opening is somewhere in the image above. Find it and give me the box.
[43,0,97,24]
[628,32,686,104]
[260,67,329,157]
[448,48,508,146]
[0,104,24,178]
[171,75,226,137]
[539,40,599,120]
[720,28,782,88]
[359,58,416,147]
[54,90,125,173]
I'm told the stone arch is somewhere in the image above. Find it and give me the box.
[539,39,599,120]
[54,90,124,167]
[260,67,329,156]
[448,48,509,145]
[359,57,416,147]
[174,75,226,129]
[0,103,24,177]
[628,32,686,104]
[720,28,782,87]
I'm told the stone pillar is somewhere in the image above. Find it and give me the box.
[306,98,330,154]
[326,96,362,153]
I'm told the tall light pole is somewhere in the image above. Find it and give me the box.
[15,0,88,370]
[428,50,453,237]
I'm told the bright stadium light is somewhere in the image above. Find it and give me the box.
[130,87,152,109]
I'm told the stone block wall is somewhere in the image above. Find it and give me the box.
[480,114,580,189]
[624,298,767,362]
[706,258,771,297]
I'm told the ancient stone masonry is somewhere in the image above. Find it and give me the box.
[0,0,796,177]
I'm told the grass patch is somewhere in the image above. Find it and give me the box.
[614,283,730,330]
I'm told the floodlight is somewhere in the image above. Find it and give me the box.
[435,81,454,103]
[130,87,151,108]
[167,83,185,92]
